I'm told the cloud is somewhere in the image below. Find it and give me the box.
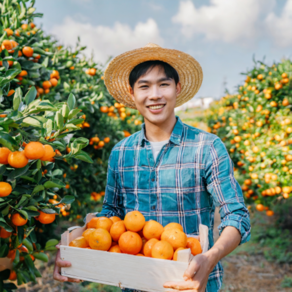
[172,0,275,44]
[265,0,292,47]
[50,17,163,64]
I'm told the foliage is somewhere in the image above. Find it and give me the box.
[281,276,292,288]
[205,58,292,215]
[0,0,142,289]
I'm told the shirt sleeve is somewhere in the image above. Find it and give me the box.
[204,137,251,245]
[97,149,125,219]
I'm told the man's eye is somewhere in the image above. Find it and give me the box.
[161,83,169,86]
[140,85,148,89]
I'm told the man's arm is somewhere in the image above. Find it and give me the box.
[164,138,251,292]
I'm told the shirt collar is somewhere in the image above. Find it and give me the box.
[139,116,184,147]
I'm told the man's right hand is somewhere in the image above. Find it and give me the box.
[53,243,82,283]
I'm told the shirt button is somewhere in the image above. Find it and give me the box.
[151,206,156,210]
[151,178,155,182]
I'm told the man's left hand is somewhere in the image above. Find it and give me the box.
[163,253,215,292]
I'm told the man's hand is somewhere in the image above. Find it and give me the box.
[53,243,82,283]
[163,253,214,292]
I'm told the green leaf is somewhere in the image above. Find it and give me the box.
[62,104,69,118]
[32,185,45,195]
[67,93,76,111]
[45,119,53,137]
[68,109,81,119]
[40,208,56,214]
[15,195,30,208]
[33,252,48,262]
[0,221,13,232]
[23,238,33,253]
[13,87,22,111]
[0,132,18,150]
[51,169,63,176]
[24,86,37,105]
[59,195,75,205]
[55,112,63,129]
[74,151,93,163]
[65,123,79,130]
[23,117,42,128]
[14,209,28,220]
[45,239,59,250]
[7,164,30,180]
[0,244,9,257]
[44,179,65,189]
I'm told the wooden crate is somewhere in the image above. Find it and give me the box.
[60,213,209,292]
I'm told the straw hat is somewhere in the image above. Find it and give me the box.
[104,43,203,109]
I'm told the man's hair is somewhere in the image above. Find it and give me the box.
[129,60,179,89]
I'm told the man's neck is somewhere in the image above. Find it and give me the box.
[143,114,177,142]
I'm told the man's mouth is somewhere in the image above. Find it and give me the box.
[147,104,166,110]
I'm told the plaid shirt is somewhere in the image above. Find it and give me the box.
[99,116,251,292]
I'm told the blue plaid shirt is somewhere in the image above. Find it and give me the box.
[99,116,251,292]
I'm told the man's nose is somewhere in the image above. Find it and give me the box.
[149,85,162,99]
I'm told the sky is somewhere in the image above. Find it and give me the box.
[34,0,292,100]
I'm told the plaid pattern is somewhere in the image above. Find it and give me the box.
[99,116,251,292]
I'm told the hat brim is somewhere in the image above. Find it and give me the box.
[104,46,203,109]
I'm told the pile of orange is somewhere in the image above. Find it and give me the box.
[0,142,55,169]
[69,211,202,260]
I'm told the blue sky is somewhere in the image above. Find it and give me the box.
[34,0,292,100]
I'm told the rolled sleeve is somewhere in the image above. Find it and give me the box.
[98,149,125,219]
[205,137,251,245]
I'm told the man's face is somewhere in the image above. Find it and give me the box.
[129,65,181,125]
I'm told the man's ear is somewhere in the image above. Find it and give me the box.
[129,86,135,102]
[176,82,182,95]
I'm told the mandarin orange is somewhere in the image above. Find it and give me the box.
[161,229,187,250]
[143,220,164,240]
[89,228,112,251]
[151,240,174,260]
[124,211,145,232]
[119,231,142,255]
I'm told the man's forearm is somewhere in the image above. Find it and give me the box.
[206,226,241,269]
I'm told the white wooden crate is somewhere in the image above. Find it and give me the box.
[60,213,209,292]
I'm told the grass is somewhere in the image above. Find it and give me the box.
[281,276,292,288]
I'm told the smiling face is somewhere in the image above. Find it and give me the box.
[129,65,181,126]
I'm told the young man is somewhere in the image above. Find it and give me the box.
[54,43,251,292]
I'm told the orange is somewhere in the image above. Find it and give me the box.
[21,23,28,30]
[50,70,59,79]
[256,204,264,212]
[50,78,58,87]
[93,217,113,232]
[89,228,112,251]
[9,270,17,281]
[0,147,12,164]
[11,213,27,226]
[0,227,11,239]
[266,210,274,216]
[98,141,104,147]
[140,237,147,254]
[69,236,89,248]
[110,221,126,242]
[109,245,122,253]
[82,228,95,242]
[104,137,110,143]
[189,239,202,256]
[37,211,56,224]
[136,253,144,256]
[100,106,109,113]
[151,240,174,260]
[164,222,183,232]
[124,211,145,232]
[186,237,199,248]
[7,89,15,96]
[173,247,186,261]
[161,229,187,250]
[40,145,55,161]
[37,88,44,95]
[1,40,13,50]
[109,216,122,223]
[0,182,12,197]
[4,28,13,36]
[7,249,16,261]
[143,238,159,257]
[8,151,28,168]
[42,80,52,89]
[24,142,45,159]
[119,231,142,255]
[22,46,34,57]
[18,70,28,77]
[143,220,164,240]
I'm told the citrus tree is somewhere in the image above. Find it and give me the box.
[206,58,292,216]
[0,0,143,290]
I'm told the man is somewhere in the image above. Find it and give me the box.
[54,43,251,292]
